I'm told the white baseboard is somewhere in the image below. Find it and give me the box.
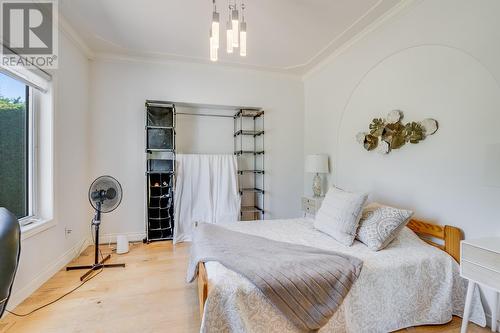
[98,231,146,244]
[6,237,91,311]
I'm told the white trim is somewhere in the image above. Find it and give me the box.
[302,0,420,79]
[32,79,55,225]
[27,87,36,219]
[287,0,388,72]
[94,51,300,78]
[14,78,55,233]
[20,218,56,241]
[0,64,50,92]
[57,14,95,60]
[6,237,90,310]
[98,231,146,245]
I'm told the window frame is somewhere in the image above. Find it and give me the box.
[18,86,39,227]
[11,84,32,225]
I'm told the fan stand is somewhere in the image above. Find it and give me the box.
[66,203,125,281]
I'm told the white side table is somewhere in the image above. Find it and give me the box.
[301,196,323,217]
[460,238,500,333]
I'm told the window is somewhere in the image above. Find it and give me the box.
[0,72,32,219]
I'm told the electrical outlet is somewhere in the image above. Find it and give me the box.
[65,227,72,237]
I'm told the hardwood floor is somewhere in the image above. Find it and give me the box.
[0,242,489,333]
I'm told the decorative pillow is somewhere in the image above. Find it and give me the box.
[356,203,413,251]
[314,187,368,246]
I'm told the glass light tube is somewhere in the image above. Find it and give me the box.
[239,21,246,56]
[226,20,233,53]
[231,8,239,47]
[209,29,218,61]
[211,12,219,49]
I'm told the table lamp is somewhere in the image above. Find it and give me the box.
[305,154,329,197]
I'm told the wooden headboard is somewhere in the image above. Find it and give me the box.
[407,219,462,262]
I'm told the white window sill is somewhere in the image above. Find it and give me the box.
[20,218,56,241]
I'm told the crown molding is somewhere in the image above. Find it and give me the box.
[302,0,421,80]
[93,51,302,79]
[58,14,95,60]
[287,0,388,74]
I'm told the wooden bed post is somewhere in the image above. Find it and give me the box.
[407,219,463,263]
[197,262,208,318]
[444,225,462,263]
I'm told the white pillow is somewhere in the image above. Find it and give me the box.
[314,187,368,246]
[356,203,413,251]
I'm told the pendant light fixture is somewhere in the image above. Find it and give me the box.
[231,1,239,47]
[211,1,219,49]
[226,18,233,54]
[209,0,219,61]
[209,0,247,61]
[239,3,246,56]
[209,29,218,61]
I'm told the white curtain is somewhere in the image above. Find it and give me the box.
[174,154,240,243]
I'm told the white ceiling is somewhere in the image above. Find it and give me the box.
[59,0,402,74]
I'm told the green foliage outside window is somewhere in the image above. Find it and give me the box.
[0,93,28,218]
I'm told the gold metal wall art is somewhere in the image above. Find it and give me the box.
[356,110,438,154]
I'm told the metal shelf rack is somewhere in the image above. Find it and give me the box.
[144,100,176,242]
[234,109,265,220]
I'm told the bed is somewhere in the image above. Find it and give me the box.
[195,217,486,332]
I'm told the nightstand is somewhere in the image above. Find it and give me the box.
[460,238,500,333]
[301,196,323,217]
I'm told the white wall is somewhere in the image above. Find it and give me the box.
[9,32,90,307]
[88,58,304,239]
[303,0,500,324]
[176,106,235,154]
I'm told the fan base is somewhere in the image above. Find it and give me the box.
[66,254,125,281]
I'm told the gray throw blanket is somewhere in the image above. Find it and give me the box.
[186,223,363,333]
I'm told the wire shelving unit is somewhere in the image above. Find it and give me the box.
[234,109,265,220]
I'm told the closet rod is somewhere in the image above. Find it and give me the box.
[176,112,234,118]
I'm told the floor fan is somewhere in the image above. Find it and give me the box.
[67,176,125,281]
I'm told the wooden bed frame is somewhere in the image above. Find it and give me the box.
[195,218,462,317]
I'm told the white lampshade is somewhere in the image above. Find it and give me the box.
[305,154,329,174]
[483,144,500,187]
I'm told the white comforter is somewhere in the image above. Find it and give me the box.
[202,218,486,333]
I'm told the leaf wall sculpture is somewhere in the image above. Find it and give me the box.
[356,111,438,154]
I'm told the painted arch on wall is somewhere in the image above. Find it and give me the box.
[335,45,500,234]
